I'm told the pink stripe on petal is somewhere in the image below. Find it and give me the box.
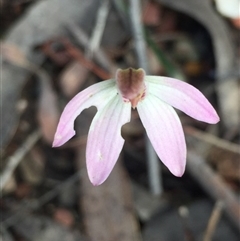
[146,76,220,124]
[53,80,116,147]
[137,95,186,177]
[86,95,131,186]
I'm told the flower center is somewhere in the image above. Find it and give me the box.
[116,68,146,108]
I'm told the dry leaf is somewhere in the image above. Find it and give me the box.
[53,208,74,228]
[1,42,31,68]
[60,61,89,97]
[142,1,161,26]
[37,73,60,144]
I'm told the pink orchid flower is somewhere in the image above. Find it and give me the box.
[53,68,219,186]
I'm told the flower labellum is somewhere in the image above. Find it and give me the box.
[53,68,220,186]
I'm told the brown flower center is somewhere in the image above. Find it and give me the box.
[116,68,146,108]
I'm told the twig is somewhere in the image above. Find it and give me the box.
[185,126,240,154]
[62,39,111,80]
[87,0,110,58]
[0,130,41,191]
[66,22,112,72]
[203,200,224,241]
[145,140,162,195]
[187,150,240,230]
[1,169,84,229]
[178,206,196,241]
[112,0,131,34]
[129,0,162,195]
[129,0,148,70]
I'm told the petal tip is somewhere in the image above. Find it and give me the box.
[211,115,220,124]
[87,162,110,186]
[52,142,58,148]
[204,112,220,124]
[175,171,185,177]
[91,180,102,186]
[52,139,62,148]
[52,130,76,147]
[169,165,186,177]
[89,175,105,186]
[52,136,62,148]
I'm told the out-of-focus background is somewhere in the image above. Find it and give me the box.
[1,0,240,240]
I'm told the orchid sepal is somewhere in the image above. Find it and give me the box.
[146,76,220,124]
[52,79,116,147]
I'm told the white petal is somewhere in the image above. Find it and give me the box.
[86,94,131,186]
[146,76,220,124]
[53,80,116,147]
[137,94,186,177]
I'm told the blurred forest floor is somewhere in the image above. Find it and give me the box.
[1,0,240,241]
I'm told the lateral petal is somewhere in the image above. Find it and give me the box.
[137,94,186,177]
[146,76,220,124]
[86,94,131,186]
[53,80,116,147]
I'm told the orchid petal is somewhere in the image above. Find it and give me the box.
[137,94,186,177]
[146,76,220,124]
[86,95,131,186]
[53,80,116,147]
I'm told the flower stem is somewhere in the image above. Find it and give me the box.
[129,0,162,195]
